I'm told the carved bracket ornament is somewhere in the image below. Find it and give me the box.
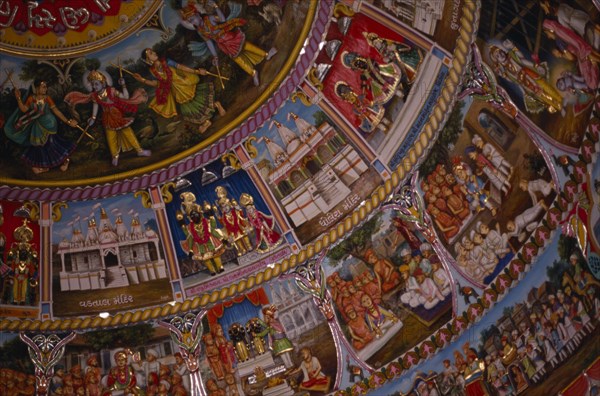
[458,43,519,119]
[19,332,76,395]
[159,312,205,395]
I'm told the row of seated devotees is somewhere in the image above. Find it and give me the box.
[327,244,452,351]
[40,352,191,396]
[423,151,553,257]
[438,283,600,396]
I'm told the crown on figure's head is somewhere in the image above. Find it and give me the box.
[87,70,106,83]
[217,196,231,208]
[179,4,197,20]
[13,219,33,244]
[239,193,254,207]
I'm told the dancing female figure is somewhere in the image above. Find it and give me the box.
[135,48,225,133]
[5,79,77,174]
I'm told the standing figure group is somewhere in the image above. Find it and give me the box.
[177,187,282,276]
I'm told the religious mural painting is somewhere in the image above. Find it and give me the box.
[476,0,599,150]
[163,160,291,297]
[362,0,467,52]
[322,206,454,369]
[50,194,172,317]
[246,98,384,245]
[198,280,336,396]
[0,331,37,395]
[0,0,314,181]
[0,0,599,394]
[417,96,557,289]
[28,278,336,396]
[372,234,600,396]
[14,323,190,396]
[302,6,445,170]
[587,156,600,257]
[0,200,40,315]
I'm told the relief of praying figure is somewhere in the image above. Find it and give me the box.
[215,186,253,256]
[239,193,282,253]
[287,347,330,393]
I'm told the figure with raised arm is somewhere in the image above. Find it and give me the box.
[178,0,277,86]
[64,70,151,166]
[5,79,77,174]
[135,48,225,133]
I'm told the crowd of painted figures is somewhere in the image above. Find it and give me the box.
[26,351,194,396]
[328,243,453,351]
[409,253,600,396]
[423,136,554,285]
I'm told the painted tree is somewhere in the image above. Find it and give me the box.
[313,110,332,128]
[82,324,155,351]
[327,214,381,266]
[418,100,465,177]
[0,335,33,372]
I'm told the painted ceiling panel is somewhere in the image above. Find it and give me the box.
[0,0,598,395]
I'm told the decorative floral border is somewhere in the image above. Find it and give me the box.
[0,0,324,197]
[0,0,479,335]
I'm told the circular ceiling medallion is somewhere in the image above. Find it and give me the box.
[0,1,319,196]
[0,0,161,58]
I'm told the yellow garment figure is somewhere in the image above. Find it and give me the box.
[233,42,267,76]
[106,126,143,157]
[149,67,199,119]
[141,54,218,127]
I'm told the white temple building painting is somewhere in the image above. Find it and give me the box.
[56,208,166,292]
[269,278,324,340]
[257,112,369,227]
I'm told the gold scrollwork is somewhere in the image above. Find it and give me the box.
[23,201,40,222]
[333,3,355,18]
[161,182,175,204]
[290,91,312,107]
[307,67,324,91]
[133,190,152,209]
[244,137,258,159]
[52,202,68,223]
[221,152,242,170]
